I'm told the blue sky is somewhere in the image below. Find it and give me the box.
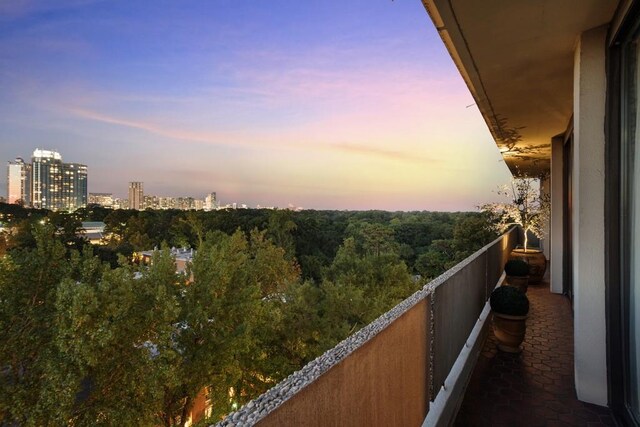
[0,0,511,210]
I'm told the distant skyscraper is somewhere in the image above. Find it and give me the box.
[31,149,63,210]
[14,149,89,211]
[204,192,217,211]
[128,182,144,210]
[6,158,31,205]
[63,163,88,210]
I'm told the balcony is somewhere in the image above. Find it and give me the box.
[211,226,618,426]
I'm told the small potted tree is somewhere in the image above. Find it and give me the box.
[490,285,529,353]
[504,259,529,293]
[482,177,550,284]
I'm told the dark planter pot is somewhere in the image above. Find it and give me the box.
[493,312,528,353]
[510,248,546,285]
[505,275,529,293]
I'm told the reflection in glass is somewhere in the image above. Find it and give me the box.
[629,38,640,421]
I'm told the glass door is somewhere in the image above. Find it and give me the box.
[621,23,640,425]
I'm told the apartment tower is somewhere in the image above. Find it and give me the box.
[6,158,31,205]
[204,192,217,211]
[63,163,88,211]
[31,149,63,210]
[128,182,144,210]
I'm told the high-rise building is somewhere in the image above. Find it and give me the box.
[31,149,63,210]
[128,182,144,210]
[6,158,31,205]
[63,163,88,211]
[204,192,217,211]
[12,149,89,211]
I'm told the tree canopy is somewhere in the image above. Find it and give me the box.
[0,203,497,425]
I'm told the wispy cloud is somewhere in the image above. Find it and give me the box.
[0,0,104,19]
[321,142,434,163]
[65,106,428,163]
[66,107,248,147]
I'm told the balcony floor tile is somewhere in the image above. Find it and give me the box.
[454,283,615,426]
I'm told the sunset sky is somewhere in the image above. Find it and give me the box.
[0,0,512,210]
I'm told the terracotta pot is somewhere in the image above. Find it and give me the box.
[505,275,529,293]
[493,312,528,353]
[510,248,546,285]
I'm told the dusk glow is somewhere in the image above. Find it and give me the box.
[0,0,512,210]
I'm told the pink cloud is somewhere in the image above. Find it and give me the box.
[66,107,253,147]
[65,106,429,164]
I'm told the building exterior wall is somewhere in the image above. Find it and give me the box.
[188,387,211,426]
[572,25,608,405]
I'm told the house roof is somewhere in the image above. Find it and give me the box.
[81,221,106,230]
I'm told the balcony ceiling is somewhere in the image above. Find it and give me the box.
[421,0,619,177]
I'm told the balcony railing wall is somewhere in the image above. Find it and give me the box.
[214,228,518,427]
[257,298,430,427]
[431,227,518,397]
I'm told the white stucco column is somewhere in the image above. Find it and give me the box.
[550,136,564,295]
[572,25,608,406]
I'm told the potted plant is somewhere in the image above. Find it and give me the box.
[490,285,529,353]
[482,177,550,284]
[504,259,529,293]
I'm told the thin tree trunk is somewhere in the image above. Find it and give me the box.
[179,396,192,427]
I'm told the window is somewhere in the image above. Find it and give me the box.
[608,4,640,425]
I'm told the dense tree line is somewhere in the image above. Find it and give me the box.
[0,203,496,425]
[1,203,497,279]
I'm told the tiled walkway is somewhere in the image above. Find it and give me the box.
[454,282,616,426]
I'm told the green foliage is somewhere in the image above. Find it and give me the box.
[0,205,500,425]
[504,259,529,277]
[56,249,180,426]
[177,229,300,421]
[267,210,297,260]
[320,235,416,341]
[414,213,498,279]
[0,225,70,426]
[490,286,529,316]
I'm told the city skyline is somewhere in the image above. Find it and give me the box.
[0,0,512,211]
